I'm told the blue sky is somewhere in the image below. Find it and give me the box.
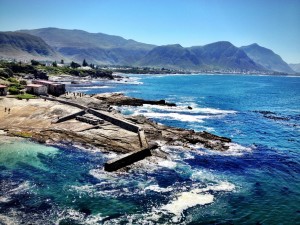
[0,0,300,63]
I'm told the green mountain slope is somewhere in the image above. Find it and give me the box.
[137,44,200,70]
[0,31,59,61]
[19,28,155,65]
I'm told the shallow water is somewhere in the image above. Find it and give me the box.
[1,74,300,224]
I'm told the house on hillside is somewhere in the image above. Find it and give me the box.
[0,85,8,96]
[26,84,47,95]
[32,80,65,96]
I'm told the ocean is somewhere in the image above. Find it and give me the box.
[0,74,299,224]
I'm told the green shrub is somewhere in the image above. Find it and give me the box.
[15,93,36,99]
[12,131,32,138]
[8,77,18,83]
[8,87,20,94]
[0,69,9,78]
[10,83,23,89]
[0,68,13,78]
[31,60,40,66]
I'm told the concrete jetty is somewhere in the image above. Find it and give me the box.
[104,143,158,172]
[43,96,149,149]
[55,110,86,123]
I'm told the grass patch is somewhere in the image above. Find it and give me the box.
[12,131,32,138]
[15,94,37,100]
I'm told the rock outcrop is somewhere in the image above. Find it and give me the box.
[94,93,176,107]
[0,93,232,167]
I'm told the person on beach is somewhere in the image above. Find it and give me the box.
[4,107,6,112]
[8,108,10,114]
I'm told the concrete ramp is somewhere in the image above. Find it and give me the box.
[104,143,158,172]
[55,110,86,123]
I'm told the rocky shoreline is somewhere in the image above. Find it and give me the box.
[0,93,232,170]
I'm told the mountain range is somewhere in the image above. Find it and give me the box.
[0,28,297,74]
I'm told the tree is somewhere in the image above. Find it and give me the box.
[82,59,88,67]
[31,60,40,66]
[70,61,80,69]
[52,61,57,67]
[60,59,64,64]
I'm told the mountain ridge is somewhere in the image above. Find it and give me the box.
[138,41,264,71]
[241,43,294,74]
[0,28,295,73]
[18,28,155,65]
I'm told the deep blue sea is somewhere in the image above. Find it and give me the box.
[1,74,300,224]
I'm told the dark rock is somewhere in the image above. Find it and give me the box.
[254,110,276,115]
[264,115,289,121]
[79,207,92,216]
[254,110,289,121]
[94,93,176,107]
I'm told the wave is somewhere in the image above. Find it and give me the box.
[144,112,209,122]
[140,104,236,115]
[117,102,236,126]
[67,149,238,224]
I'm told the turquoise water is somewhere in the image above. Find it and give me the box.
[1,74,300,224]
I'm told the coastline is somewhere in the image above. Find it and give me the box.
[0,93,231,171]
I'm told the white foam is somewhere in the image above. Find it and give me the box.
[161,181,235,219]
[191,169,218,182]
[157,160,177,169]
[0,196,10,203]
[89,169,118,181]
[162,192,214,217]
[194,182,236,193]
[140,112,208,122]
[80,85,111,89]
[194,142,252,156]
[7,181,31,194]
[0,214,19,225]
[56,209,106,225]
[141,104,236,115]
[193,107,236,115]
[145,185,173,193]
[222,143,252,156]
[104,152,119,159]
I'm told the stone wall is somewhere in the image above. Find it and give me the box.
[56,110,86,123]
[88,108,140,133]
